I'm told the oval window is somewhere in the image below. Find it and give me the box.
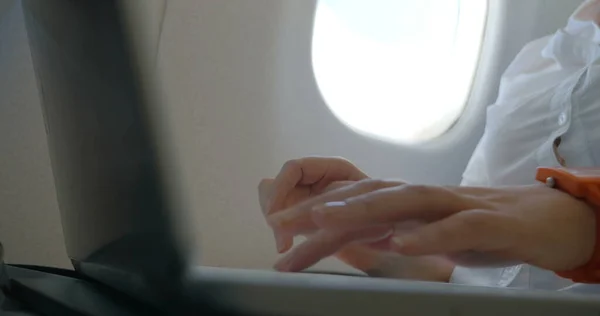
[311,0,487,143]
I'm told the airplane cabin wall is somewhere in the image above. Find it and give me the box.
[0,0,583,271]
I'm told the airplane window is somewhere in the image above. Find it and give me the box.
[311,0,487,143]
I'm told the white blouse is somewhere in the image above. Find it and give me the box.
[452,17,600,289]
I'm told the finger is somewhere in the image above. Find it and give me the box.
[259,179,353,217]
[264,181,361,253]
[268,157,367,214]
[312,185,475,231]
[268,179,402,236]
[334,244,382,272]
[274,225,393,272]
[258,178,293,252]
[267,157,366,253]
[321,180,356,194]
[258,178,274,215]
[265,181,365,253]
[390,210,518,259]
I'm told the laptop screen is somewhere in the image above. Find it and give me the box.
[21,0,190,308]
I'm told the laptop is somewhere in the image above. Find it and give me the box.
[10,0,600,315]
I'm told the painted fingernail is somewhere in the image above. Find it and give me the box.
[392,235,418,253]
[312,202,349,227]
[392,237,405,249]
[312,201,347,215]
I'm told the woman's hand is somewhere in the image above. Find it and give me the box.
[258,156,369,252]
[268,180,596,274]
[259,158,454,281]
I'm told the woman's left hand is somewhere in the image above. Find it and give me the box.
[267,180,597,274]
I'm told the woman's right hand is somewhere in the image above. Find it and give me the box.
[258,157,455,282]
[258,157,369,252]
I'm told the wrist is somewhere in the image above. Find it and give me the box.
[536,167,600,283]
[554,202,598,281]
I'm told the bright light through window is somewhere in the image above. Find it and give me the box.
[312,0,487,143]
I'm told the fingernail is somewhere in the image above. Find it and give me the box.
[312,201,347,215]
[392,237,405,249]
[392,236,417,253]
[312,202,349,227]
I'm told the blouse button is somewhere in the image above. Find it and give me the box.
[558,111,568,125]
